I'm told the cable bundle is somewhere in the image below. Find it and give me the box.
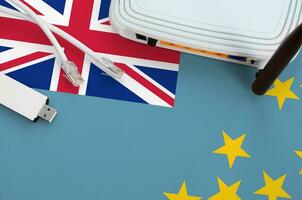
[1,0,125,87]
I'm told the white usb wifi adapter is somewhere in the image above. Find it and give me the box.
[0,74,57,123]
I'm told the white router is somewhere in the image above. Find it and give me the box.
[109,0,302,94]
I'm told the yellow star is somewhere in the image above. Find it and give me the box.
[208,178,242,200]
[295,151,302,174]
[164,181,202,200]
[255,171,292,200]
[265,77,299,110]
[213,131,251,168]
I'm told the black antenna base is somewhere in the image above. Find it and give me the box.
[251,23,302,95]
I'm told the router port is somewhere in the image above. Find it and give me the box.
[136,34,147,41]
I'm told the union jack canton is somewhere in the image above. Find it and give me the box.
[0,0,180,107]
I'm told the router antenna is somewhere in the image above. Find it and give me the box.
[252,23,302,95]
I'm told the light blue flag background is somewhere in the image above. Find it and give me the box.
[0,50,302,199]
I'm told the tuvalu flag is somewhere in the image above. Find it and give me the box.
[0,0,180,107]
[0,1,302,200]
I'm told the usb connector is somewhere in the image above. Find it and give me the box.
[0,74,57,123]
[38,104,57,123]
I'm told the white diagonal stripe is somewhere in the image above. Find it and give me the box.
[127,64,175,98]
[1,54,56,74]
[116,73,171,107]
[0,47,36,64]
[0,38,56,53]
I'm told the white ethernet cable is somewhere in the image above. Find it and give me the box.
[0,73,57,122]
[0,3,124,123]
[6,0,85,87]
[0,2,125,80]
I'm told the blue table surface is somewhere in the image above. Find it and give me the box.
[1,52,302,200]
